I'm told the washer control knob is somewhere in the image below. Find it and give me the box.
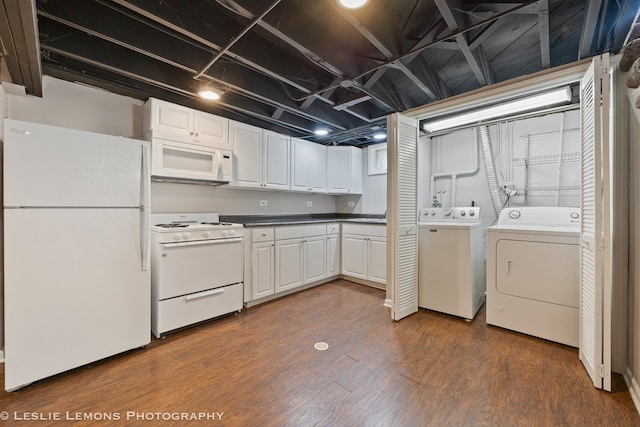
[460,211,466,216]
[204,231,210,238]
[469,210,475,216]
[443,209,452,216]
[430,211,436,216]
[570,212,580,220]
[509,210,521,219]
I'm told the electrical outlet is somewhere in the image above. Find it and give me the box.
[260,200,268,207]
[347,201,354,207]
[306,201,312,207]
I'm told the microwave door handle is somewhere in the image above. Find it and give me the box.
[140,143,150,271]
[216,150,223,180]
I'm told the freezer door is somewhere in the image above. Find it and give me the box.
[4,208,150,391]
[4,119,145,207]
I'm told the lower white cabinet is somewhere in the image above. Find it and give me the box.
[341,224,386,286]
[326,223,340,277]
[252,240,275,300]
[275,228,326,292]
[248,224,329,302]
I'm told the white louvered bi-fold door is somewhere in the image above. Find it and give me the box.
[579,54,612,391]
[387,113,419,321]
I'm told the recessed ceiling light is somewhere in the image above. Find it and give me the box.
[373,132,386,140]
[198,90,221,101]
[314,129,329,136]
[337,0,369,9]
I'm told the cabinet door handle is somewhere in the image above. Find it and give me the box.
[507,260,513,276]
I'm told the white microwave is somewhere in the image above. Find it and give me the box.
[150,138,232,184]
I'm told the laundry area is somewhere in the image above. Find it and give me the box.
[383,55,634,396]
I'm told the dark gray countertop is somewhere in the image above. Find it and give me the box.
[220,214,386,228]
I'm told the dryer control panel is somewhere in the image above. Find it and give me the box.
[419,207,481,223]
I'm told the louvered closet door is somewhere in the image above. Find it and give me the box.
[387,113,419,321]
[579,54,612,391]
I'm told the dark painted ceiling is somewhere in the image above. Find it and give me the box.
[1,0,639,145]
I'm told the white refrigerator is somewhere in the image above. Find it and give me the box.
[3,119,151,391]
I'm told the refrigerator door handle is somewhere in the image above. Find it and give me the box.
[141,143,151,271]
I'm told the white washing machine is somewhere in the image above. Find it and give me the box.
[486,207,580,347]
[418,207,486,320]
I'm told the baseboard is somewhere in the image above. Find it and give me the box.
[623,366,640,415]
[384,298,392,308]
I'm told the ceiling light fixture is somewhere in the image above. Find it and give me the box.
[198,89,221,101]
[373,132,386,140]
[337,0,369,9]
[314,129,329,136]
[422,86,573,133]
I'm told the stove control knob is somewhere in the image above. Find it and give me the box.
[229,230,235,236]
[204,231,210,238]
[460,211,466,216]
[222,230,229,237]
[443,209,452,216]
[469,210,475,216]
[430,211,436,216]
[174,233,181,240]
[182,233,190,240]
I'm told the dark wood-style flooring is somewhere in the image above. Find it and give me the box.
[0,279,638,426]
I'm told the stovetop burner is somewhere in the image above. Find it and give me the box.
[155,223,189,229]
[200,222,234,226]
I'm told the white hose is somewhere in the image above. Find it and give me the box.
[479,125,503,217]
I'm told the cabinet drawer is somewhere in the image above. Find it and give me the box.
[252,227,274,242]
[326,223,340,235]
[275,224,326,240]
[154,283,243,336]
[342,223,386,237]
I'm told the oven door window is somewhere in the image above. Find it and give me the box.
[158,238,242,300]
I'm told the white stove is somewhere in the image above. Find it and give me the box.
[151,213,243,243]
[150,213,244,337]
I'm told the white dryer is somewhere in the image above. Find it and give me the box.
[418,207,486,320]
[486,207,580,347]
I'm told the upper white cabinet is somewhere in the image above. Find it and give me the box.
[291,138,327,193]
[263,131,290,190]
[229,121,263,188]
[326,146,363,194]
[229,121,290,190]
[143,98,229,149]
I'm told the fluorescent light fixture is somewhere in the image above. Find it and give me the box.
[422,87,572,133]
[314,129,329,136]
[373,132,386,140]
[198,90,221,100]
[337,0,369,9]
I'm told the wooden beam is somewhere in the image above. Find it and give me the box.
[538,0,551,68]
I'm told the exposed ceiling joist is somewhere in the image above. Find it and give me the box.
[0,0,41,95]
[538,0,551,68]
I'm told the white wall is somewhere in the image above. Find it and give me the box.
[7,76,144,138]
[152,183,336,215]
[421,110,581,224]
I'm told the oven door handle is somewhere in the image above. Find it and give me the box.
[185,287,226,302]
[162,237,243,248]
